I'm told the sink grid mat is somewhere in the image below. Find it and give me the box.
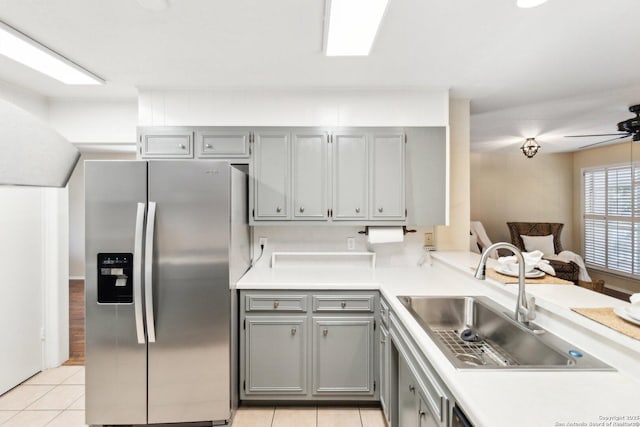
[433,329,519,366]
[571,307,640,341]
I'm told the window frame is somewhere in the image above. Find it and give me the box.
[582,162,640,279]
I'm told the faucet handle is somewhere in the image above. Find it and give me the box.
[526,296,536,321]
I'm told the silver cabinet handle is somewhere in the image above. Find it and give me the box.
[409,385,415,393]
[299,206,305,213]
[205,143,213,149]
[274,301,279,309]
[133,203,146,345]
[276,206,282,213]
[144,201,157,343]
[178,144,186,149]
[378,207,384,213]
[341,301,346,309]
[323,328,328,337]
[291,327,297,336]
[355,207,360,213]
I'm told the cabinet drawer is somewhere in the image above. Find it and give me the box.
[312,295,374,312]
[245,295,307,312]
[196,129,250,158]
[141,132,193,158]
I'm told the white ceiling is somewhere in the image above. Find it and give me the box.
[1,0,640,152]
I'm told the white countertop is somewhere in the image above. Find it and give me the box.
[236,251,640,427]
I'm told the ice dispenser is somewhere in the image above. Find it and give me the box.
[97,253,133,303]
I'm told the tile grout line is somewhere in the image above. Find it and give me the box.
[358,406,364,427]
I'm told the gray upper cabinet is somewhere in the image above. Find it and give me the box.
[370,131,406,220]
[139,129,194,159]
[253,130,290,220]
[312,318,374,395]
[196,128,250,158]
[292,130,329,220]
[244,316,307,395]
[332,132,368,220]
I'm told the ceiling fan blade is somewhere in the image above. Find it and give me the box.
[579,134,631,149]
[565,133,629,138]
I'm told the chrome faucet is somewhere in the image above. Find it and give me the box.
[474,242,536,325]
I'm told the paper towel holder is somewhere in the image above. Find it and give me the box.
[358,226,416,236]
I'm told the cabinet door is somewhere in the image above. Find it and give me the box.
[244,317,306,394]
[418,392,440,427]
[196,128,250,158]
[253,131,290,219]
[398,354,419,427]
[380,324,391,423]
[332,132,368,220]
[292,130,329,220]
[370,132,405,220]
[312,318,374,394]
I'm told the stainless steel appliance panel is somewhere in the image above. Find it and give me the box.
[85,161,148,425]
[147,161,232,423]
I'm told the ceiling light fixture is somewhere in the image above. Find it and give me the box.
[0,20,104,85]
[521,138,541,158]
[325,0,389,56]
[517,0,548,8]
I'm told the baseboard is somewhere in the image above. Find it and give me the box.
[69,276,85,281]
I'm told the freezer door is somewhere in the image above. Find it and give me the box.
[85,161,148,425]
[147,161,232,424]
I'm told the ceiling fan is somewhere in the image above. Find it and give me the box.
[565,104,640,149]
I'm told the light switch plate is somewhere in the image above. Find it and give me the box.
[424,232,434,246]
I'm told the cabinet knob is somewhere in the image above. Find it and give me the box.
[355,207,360,213]
[178,144,186,149]
[291,327,296,335]
[205,143,213,149]
[299,206,305,213]
[408,384,415,393]
[341,301,346,309]
[276,206,282,213]
[419,410,426,418]
[378,207,384,213]
[273,301,279,309]
[323,328,328,337]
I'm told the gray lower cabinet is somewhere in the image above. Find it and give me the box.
[244,317,307,395]
[380,322,391,423]
[398,354,439,427]
[312,318,374,395]
[240,290,378,401]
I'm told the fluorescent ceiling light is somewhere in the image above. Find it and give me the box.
[0,20,104,85]
[325,0,389,56]
[517,0,548,8]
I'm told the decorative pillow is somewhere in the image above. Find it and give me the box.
[520,234,555,256]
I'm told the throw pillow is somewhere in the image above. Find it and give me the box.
[520,234,555,255]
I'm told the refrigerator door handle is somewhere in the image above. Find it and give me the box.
[144,201,157,343]
[133,202,146,345]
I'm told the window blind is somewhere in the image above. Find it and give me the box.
[583,164,640,277]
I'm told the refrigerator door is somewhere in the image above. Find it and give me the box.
[85,161,148,425]
[147,161,232,424]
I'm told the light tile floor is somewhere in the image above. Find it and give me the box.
[0,366,86,427]
[232,405,387,427]
[0,367,386,427]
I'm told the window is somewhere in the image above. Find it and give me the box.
[583,164,640,276]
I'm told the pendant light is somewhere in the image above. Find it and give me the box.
[521,138,541,158]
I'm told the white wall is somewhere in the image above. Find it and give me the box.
[138,88,449,126]
[68,152,136,279]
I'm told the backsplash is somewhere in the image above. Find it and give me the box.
[251,226,433,268]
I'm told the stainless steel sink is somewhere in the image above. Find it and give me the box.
[397,296,614,370]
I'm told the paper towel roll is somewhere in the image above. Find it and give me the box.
[367,227,404,244]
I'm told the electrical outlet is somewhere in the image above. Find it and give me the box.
[347,237,355,250]
[259,237,268,247]
[424,232,434,246]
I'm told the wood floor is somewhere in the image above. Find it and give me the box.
[64,280,85,366]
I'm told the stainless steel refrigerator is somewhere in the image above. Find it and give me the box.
[85,160,250,426]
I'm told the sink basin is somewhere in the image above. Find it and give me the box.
[397,296,614,370]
